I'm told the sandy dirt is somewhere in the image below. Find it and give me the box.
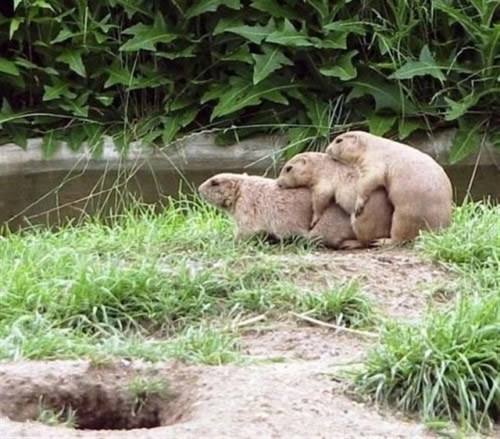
[0,248,457,438]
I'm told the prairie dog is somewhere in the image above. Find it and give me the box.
[198,173,356,249]
[326,130,452,244]
[276,152,393,247]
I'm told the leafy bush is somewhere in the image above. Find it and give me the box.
[0,0,498,160]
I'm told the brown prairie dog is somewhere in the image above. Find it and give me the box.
[198,173,356,249]
[326,130,452,244]
[276,152,393,247]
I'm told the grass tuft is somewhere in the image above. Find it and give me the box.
[355,201,500,430]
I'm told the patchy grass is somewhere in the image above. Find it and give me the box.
[355,201,500,431]
[0,197,373,364]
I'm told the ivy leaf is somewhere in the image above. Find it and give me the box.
[319,50,358,81]
[366,113,396,136]
[120,15,177,52]
[104,62,137,88]
[42,131,62,158]
[346,74,417,113]
[9,17,22,39]
[444,94,479,121]
[250,0,301,20]
[390,45,446,82]
[67,126,88,152]
[398,118,426,139]
[323,20,366,36]
[0,58,20,76]
[56,50,86,77]
[222,45,253,64]
[155,46,197,60]
[311,33,347,49]
[252,45,293,85]
[43,78,76,101]
[83,123,104,157]
[51,26,76,44]
[266,19,313,46]
[303,98,330,136]
[162,108,199,144]
[60,92,90,117]
[214,18,276,44]
[450,120,483,164]
[185,0,240,19]
[208,77,291,120]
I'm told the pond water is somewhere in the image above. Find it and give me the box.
[1,165,498,230]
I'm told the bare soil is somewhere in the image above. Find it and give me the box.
[0,248,456,438]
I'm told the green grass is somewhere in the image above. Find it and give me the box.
[0,196,373,364]
[354,201,500,431]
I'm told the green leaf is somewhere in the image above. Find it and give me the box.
[51,27,76,44]
[266,19,313,47]
[13,0,22,11]
[250,0,301,20]
[390,45,446,82]
[252,45,293,85]
[42,131,62,158]
[154,46,197,60]
[366,113,396,136]
[311,33,347,49]
[214,18,276,45]
[444,95,480,121]
[319,50,358,81]
[43,79,76,101]
[346,74,417,113]
[161,108,198,144]
[323,20,366,36]
[0,58,20,76]
[303,98,330,136]
[104,62,137,88]
[67,126,88,152]
[9,17,22,39]
[398,119,426,140]
[185,0,240,18]
[450,120,482,164]
[32,0,55,12]
[56,50,86,77]
[209,77,291,120]
[83,123,104,157]
[222,45,253,64]
[60,92,90,117]
[120,15,178,52]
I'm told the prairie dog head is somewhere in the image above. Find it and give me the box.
[276,153,317,188]
[326,131,367,164]
[198,173,244,210]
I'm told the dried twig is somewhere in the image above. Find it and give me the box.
[231,314,267,329]
[290,312,379,339]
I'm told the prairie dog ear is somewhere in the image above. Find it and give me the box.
[242,172,248,176]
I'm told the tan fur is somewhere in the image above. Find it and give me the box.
[198,173,356,249]
[276,152,393,247]
[326,130,453,243]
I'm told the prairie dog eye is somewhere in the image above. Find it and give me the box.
[335,137,343,144]
[285,165,293,173]
[211,179,220,186]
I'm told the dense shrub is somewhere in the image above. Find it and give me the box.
[0,0,498,159]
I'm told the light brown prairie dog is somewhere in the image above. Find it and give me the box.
[198,173,356,249]
[326,130,452,244]
[276,152,393,247]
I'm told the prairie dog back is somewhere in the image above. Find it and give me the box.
[198,173,355,248]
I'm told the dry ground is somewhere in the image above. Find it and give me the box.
[0,248,456,438]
